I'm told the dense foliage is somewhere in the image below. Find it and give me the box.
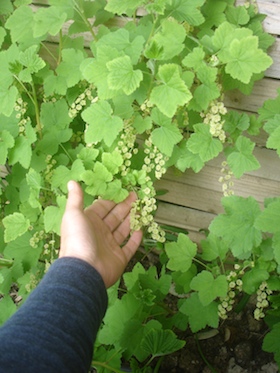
[0,0,280,371]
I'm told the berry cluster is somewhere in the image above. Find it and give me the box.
[44,154,57,184]
[68,85,95,119]
[254,281,272,320]
[219,161,234,197]
[25,273,38,293]
[29,230,47,249]
[14,98,29,135]
[115,119,137,177]
[143,137,168,179]
[201,100,227,142]
[218,264,244,320]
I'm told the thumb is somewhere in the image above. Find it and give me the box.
[65,180,84,211]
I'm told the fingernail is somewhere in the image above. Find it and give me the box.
[67,180,75,192]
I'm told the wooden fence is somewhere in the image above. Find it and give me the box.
[31,0,280,243]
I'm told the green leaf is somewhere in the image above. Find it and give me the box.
[258,91,280,121]
[102,151,123,175]
[0,86,18,117]
[0,296,17,324]
[150,18,186,60]
[175,142,204,173]
[82,162,113,196]
[44,196,66,235]
[0,130,15,164]
[264,114,280,156]
[140,328,185,358]
[182,47,205,70]
[97,28,145,65]
[33,6,67,37]
[226,136,260,178]
[82,101,123,147]
[3,213,30,243]
[180,292,219,333]
[254,199,280,234]
[242,267,269,294]
[0,27,6,48]
[18,45,46,82]
[5,5,42,47]
[263,322,280,367]
[103,180,129,203]
[187,123,223,162]
[151,123,183,157]
[105,0,144,16]
[133,115,152,134]
[107,55,143,95]
[190,271,228,306]
[201,233,228,261]
[166,0,205,26]
[8,125,36,168]
[52,159,85,193]
[209,196,262,258]
[224,36,272,84]
[192,66,220,111]
[56,48,85,89]
[150,64,192,118]
[165,233,197,273]
[123,262,146,291]
[98,293,143,346]
[225,5,250,25]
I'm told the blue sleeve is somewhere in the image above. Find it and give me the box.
[0,257,108,373]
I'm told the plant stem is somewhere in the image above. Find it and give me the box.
[192,257,213,272]
[92,361,126,373]
[57,29,63,66]
[59,143,74,162]
[13,75,35,106]
[195,336,218,373]
[0,258,14,268]
[73,0,97,41]
[153,356,164,373]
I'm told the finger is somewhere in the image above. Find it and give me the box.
[86,198,116,220]
[113,214,131,245]
[122,230,143,262]
[65,181,84,211]
[104,192,137,231]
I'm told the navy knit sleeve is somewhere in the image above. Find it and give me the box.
[0,257,108,373]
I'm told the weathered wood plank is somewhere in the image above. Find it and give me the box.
[224,78,280,113]
[155,201,215,243]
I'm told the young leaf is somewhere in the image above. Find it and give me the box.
[140,328,185,358]
[209,196,262,258]
[151,123,183,157]
[264,114,280,156]
[103,180,129,203]
[187,123,223,162]
[224,36,273,84]
[81,162,113,196]
[102,151,123,175]
[179,292,219,333]
[226,136,260,178]
[82,101,123,147]
[151,18,186,60]
[51,159,85,193]
[192,66,220,111]
[190,271,228,306]
[3,213,30,243]
[107,55,143,95]
[150,64,192,118]
[201,233,228,261]
[165,233,197,273]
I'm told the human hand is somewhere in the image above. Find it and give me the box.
[59,181,143,288]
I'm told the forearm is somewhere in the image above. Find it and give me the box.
[0,257,108,373]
